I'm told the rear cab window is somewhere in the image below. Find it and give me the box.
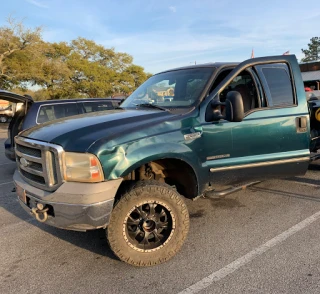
[256,63,295,107]
[37,103,79,124]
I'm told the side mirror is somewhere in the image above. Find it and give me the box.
[225,91,244,122]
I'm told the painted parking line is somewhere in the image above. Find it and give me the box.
[179,210,320,294]
[0,162,15,166]
[0,181,13,187]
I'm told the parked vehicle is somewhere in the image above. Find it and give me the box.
[0,90,123,161]
[0,104,13,123]
[12,55,320,266]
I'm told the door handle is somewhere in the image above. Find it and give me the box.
[296,116,307,133]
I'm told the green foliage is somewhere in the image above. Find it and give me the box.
[32,42,75,99]
[0,18,151,100]
[118,64,150,94]
[301,37,320,62]
[0,16,42,89]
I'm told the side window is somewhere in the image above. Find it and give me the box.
[111,100,122,107]
[261,65,294,106]
[37,106,55,123]
[215,68,260,113]
[37,103,78,123]
[83,101,113,113]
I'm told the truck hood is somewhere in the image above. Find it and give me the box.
[20,109,175,152]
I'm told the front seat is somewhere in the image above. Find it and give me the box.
[234,84,252,113]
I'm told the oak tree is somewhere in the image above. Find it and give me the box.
[0,17,42,89]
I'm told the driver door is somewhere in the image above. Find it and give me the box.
[200,55,310,185]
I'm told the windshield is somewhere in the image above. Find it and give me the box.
[121,67,214,109]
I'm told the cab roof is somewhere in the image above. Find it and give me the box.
[157,62,240,74]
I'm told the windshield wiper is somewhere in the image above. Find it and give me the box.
[134,103,170,112]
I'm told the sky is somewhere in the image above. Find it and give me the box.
[1,0,320,74]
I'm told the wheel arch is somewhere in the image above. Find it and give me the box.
[120,156,200,199]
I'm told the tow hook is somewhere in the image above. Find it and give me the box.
[31,203,49,222]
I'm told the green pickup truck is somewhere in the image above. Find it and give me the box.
[13,55,320,266]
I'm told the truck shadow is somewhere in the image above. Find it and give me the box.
[249,186,320,202]
[37,225,119,261]
[0,186,119,261]
[308,163,320,171]
[282,162,320,186]
[285,176,320,187]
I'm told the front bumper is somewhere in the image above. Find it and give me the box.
[13,170,122,231]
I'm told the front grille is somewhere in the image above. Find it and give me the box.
[16,155,43,172]
[29,161,43,172]
[16,144,42,158]
[20,169,46,184]
[15,137,64,192]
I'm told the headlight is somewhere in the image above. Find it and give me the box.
[63,152,104,183]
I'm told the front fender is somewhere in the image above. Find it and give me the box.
[119,143,199,178]
[97,139,201,181]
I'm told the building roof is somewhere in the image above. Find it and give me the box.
[299,61,320,72]
[301,70,320,81]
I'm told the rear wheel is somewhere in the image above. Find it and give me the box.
[107,181,189,266]
[0,116,7,123]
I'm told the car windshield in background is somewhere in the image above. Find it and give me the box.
[121,68,214,109]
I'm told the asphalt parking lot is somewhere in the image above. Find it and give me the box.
[0,123,320,294]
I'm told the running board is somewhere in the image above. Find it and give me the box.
[204,181,261,198]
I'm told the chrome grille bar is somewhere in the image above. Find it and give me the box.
[15,137,64,192]
[19,164,44,177]
[16,150,43,163]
